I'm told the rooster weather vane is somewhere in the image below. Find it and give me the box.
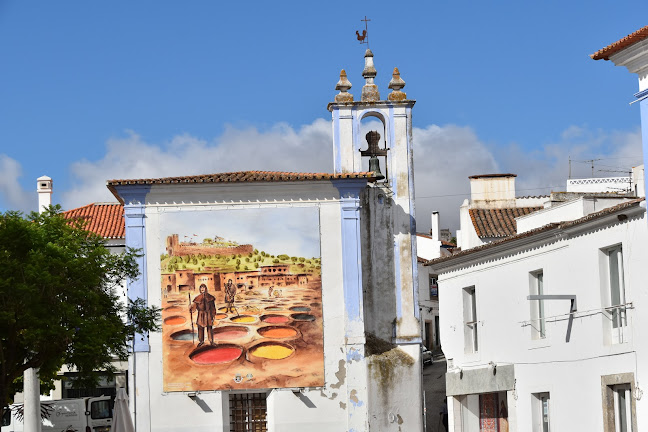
[356,16,370,46]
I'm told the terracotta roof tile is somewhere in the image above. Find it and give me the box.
[427,198,645,267]
[469,207,542,238]
[107,171,374,187]
[63,203,124,239]
[591,26,648,60]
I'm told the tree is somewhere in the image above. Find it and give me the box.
[0,206,160,417]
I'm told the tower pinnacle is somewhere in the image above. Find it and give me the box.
[361,49,380,102]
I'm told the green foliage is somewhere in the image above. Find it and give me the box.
[0,206,160,410]
[273,259,279,263]
[277,254,289,260]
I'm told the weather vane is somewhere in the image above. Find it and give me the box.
[356,16,370,46]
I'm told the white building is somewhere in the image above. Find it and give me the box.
[456,174,548,251]
[417,212,455,352]
[428,176,647,431]
[106,51,425,432]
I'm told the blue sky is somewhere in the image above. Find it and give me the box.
[0,1,646,231]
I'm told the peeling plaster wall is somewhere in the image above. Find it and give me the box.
[361,186,397,341]
[366,344,421,432]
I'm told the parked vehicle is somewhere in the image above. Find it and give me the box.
[421,346,433,366]
[2,396,113,432]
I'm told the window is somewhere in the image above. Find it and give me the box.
[429,275,438,298]
[463,287,478,354]
[90,400,112,419]
[2,408,11,427]
[604,245,628,344]
[529,271,546,339]
[602,376,636,432]
[532,392,550,432]
[229,393,267,432]
[612,385,632,432]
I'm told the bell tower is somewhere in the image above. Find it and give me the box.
[328,49,422,432]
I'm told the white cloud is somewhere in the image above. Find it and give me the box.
[61,121,643,235]
[62,120,333,209]
[0,154,34,212]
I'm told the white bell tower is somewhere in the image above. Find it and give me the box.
[328,49,422,432]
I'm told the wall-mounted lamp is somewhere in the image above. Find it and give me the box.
[187,392,197,399]
[489,361,497,375]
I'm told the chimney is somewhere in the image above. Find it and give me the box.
[37,176,52,214]
[430,211,440,241]
[469,173,517,209]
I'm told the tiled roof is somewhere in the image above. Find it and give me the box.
[63,203,124,239]
[470,207,542,238]
[427,198,645,267]
[107,171,374,187]
[591,26,648,60]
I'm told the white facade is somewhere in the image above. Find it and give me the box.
[429,198,648,432]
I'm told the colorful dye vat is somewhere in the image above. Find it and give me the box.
[290,306,311,312]
[190,345,243,364]
[170,330,197,341]
[261,314,290,324]
[290,313,316,322]
[231,315,256,323]
[257,326,298,339]
[164,315,187,325]
[164,306,181,313]
[214,313,228,320]
[250,342,294,360]
[213,326,249,340]
[264,306,283,311]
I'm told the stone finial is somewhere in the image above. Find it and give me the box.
[334,69,354,102]
[361,49,380,102]
[388,67,406,101]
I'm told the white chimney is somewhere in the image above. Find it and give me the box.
[469,173,517,209]
[430,211,440,241]
[37,175,52,214]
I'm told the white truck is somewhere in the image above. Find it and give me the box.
[2,396,113,432]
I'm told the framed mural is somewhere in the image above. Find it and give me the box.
[159,207,324,391]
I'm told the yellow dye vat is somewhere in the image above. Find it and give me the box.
[231,316,255,323]
[251,344,293,360]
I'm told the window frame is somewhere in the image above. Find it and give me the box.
[463,286,478,354]
[529,270,547,340]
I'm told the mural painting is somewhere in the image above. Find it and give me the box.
[159,208,324,391]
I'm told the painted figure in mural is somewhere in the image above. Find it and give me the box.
[268,286,274,297]
[189,284,216,347]
[224,279,236,313]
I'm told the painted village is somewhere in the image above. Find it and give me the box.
[160,234,324,391]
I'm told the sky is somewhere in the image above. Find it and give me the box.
[0,1,646,233]
[160,208,321,259]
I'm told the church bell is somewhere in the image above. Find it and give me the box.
[360,130,387,180]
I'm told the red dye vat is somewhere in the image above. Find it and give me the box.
[262,315,290,324]
[191,346,242,364]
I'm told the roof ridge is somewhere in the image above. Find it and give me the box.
[429,198,645,266]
